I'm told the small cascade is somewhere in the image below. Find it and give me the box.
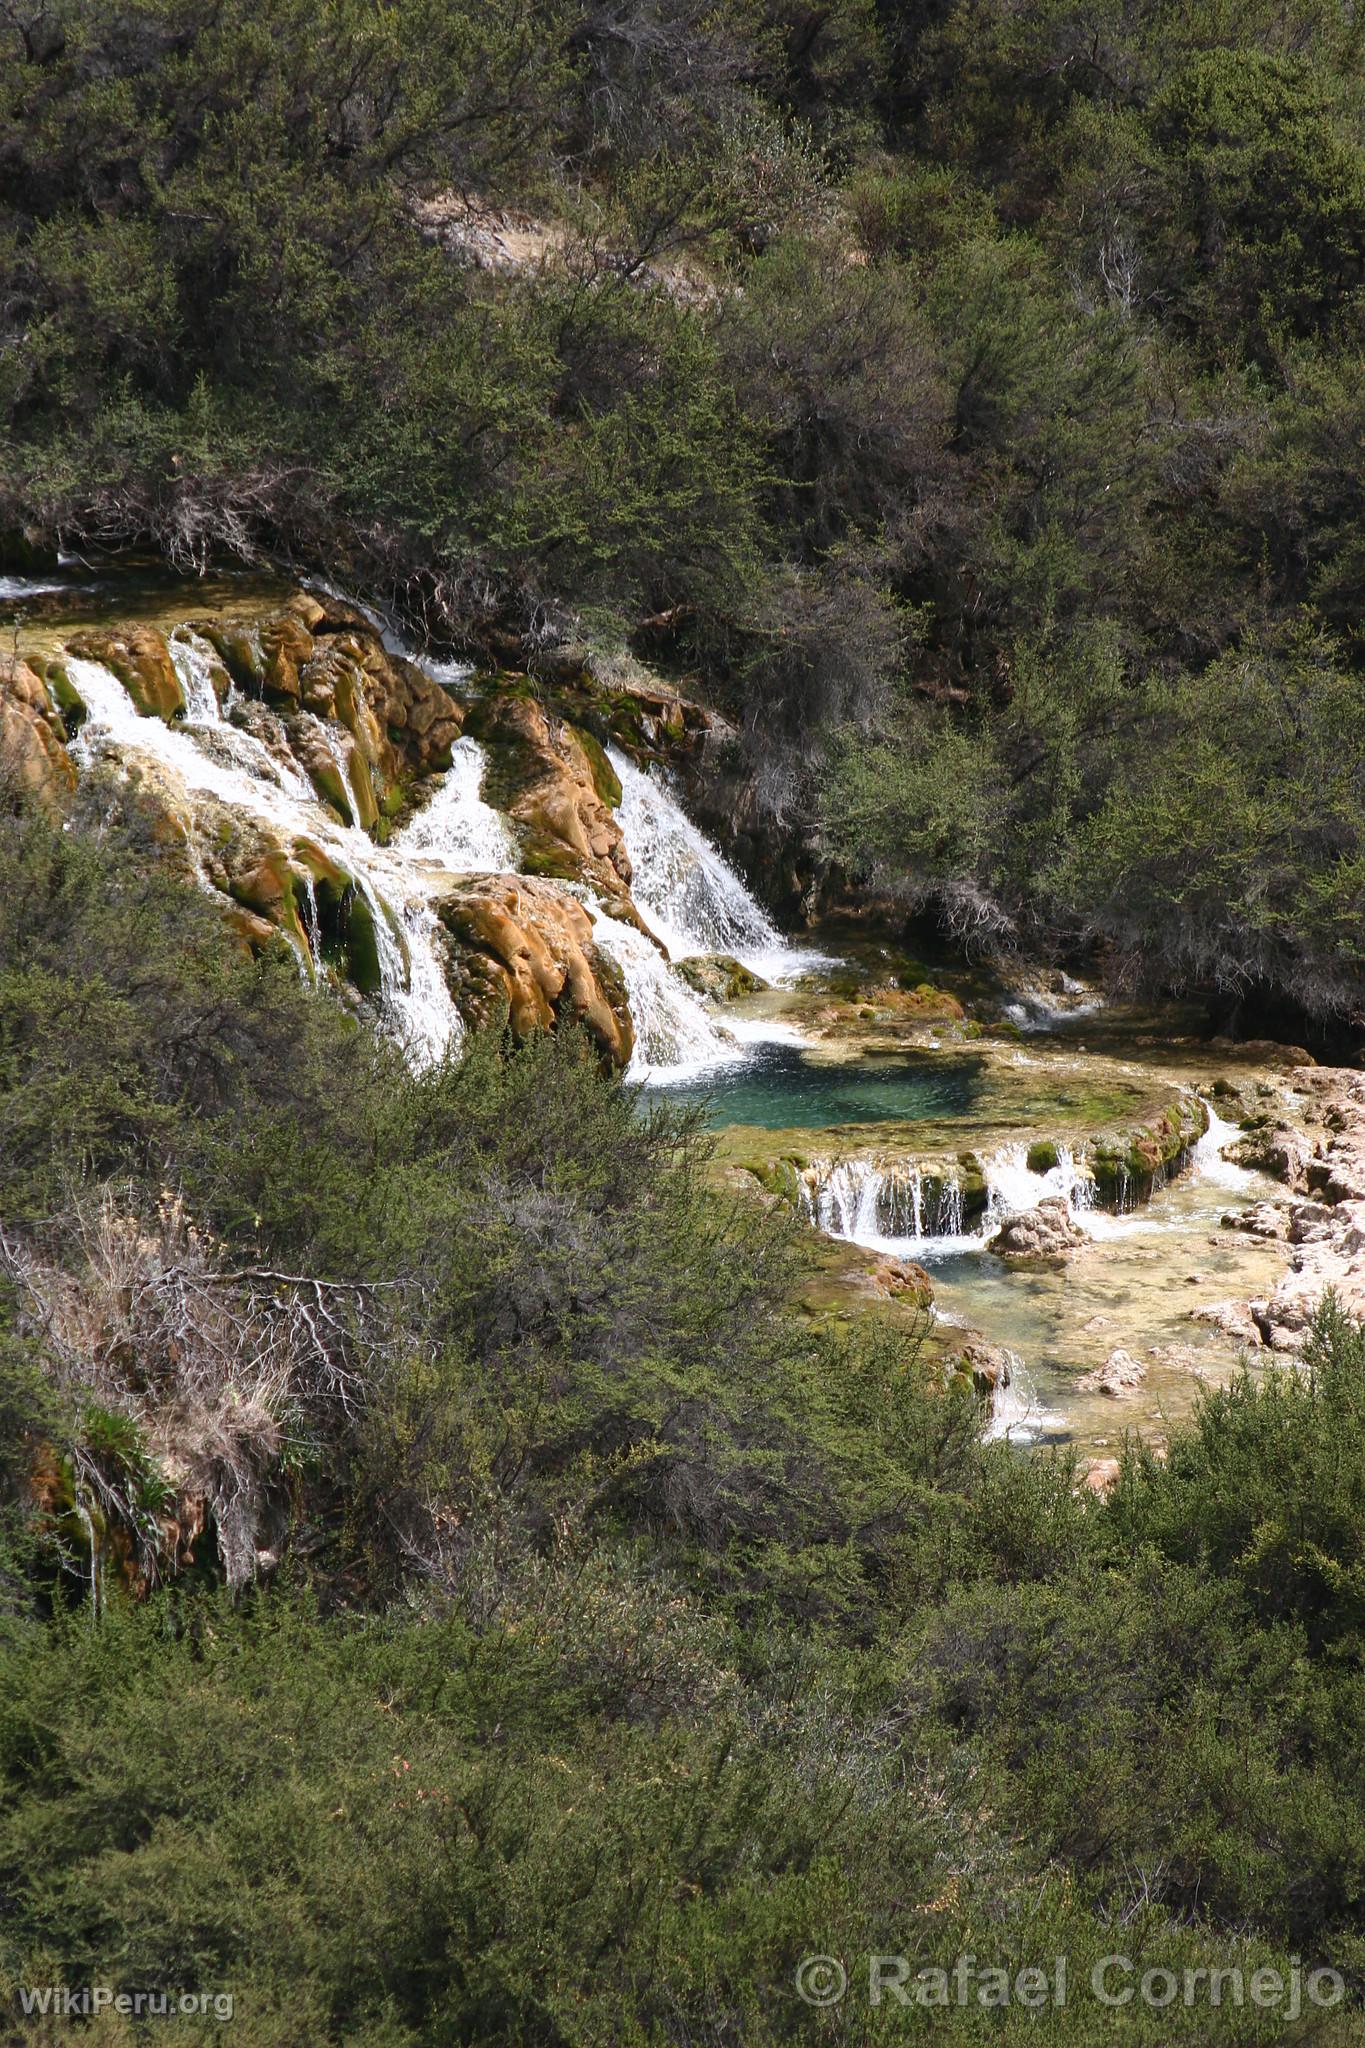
[982,1143,1096,1225]
[169,629,225,723]
[806,1159,968,1251]
[300,875,324,974]
[983,1353,1054,1445]
[1193,1100,1259,1194]
[584,902,748,1081]
[1003,972,1102,1033]
[392,736,517,871]
[805,1139,1103,1262]
[389,904,464,1066]
[607,745,822,984]
[304,713,362,829]
[66,655,464,1066]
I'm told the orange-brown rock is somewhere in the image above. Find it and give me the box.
[471,695,633,905]
[1081,1457,1122,1496]
[866,1256,934,1306]
[436,873,634,1068]
[67,624,185,721]
[194,595,465,817]
[0,655,77,811]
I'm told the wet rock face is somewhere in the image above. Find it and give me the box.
[195,593,464,818]
[957,1339,1016,1397]
[67,624,185,722]
[987,1196,1087,1259]
[0,655,77,811]
[469,695,633,906]
[435,872,634,1069]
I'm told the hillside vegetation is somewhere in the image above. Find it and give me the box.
[2,1,1364,1019]
[2,763,1365,2041]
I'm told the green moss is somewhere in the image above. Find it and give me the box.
[1027,1140,1059,1174]
[39,658,86,735]
[572,724,622,808]
[343,888,389,996]
[516,827,580,882]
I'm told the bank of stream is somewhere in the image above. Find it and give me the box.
[1,567,1314,1469]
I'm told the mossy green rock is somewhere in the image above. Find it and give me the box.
[67,625,185,723]
[675,954,770,1002]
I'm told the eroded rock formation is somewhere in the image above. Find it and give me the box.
[435,873,633,1068]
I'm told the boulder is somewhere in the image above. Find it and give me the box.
[1077,1348,1147,1396]
[987,1196,1086,1259]
[1229,1124,1311,1189]
[1187,1298,1264,1347]
[435,873,634,1069]
[674,953,770,1002]
[67,624,184,722]
[865,1257,934,1307]
[0,656,77,812]
[469,695,633,905]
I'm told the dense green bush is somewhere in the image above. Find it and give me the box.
[0,796,1362,2038]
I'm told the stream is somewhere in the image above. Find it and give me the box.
[5,569,1298,1461]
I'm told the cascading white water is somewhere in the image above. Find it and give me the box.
[982,1143,1096,1224]
[606,745,823,984]
[168,628,224,724]
[392,736,518,871]
[983,1353,1059,1445]
[809,1159,963,1245]
[805,1140,1098,1262]
[1003,972,1102,1033]
[581,900,758,1082]
[582,746,821,1080]
[63,631,825,1084]
[67,654,468,1066]
[1193,1100,1259,1193]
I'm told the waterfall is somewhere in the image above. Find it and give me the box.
[806,1159,968,1252]
[983,1353,1049,1444]
[66,655,466,1067]
[804,1138,1101,1261]
[392,736,518,871]
[61,636,818,1083]
[583,901,753,1081]
[606,746,822,984]
[982,1143,1096,1224]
